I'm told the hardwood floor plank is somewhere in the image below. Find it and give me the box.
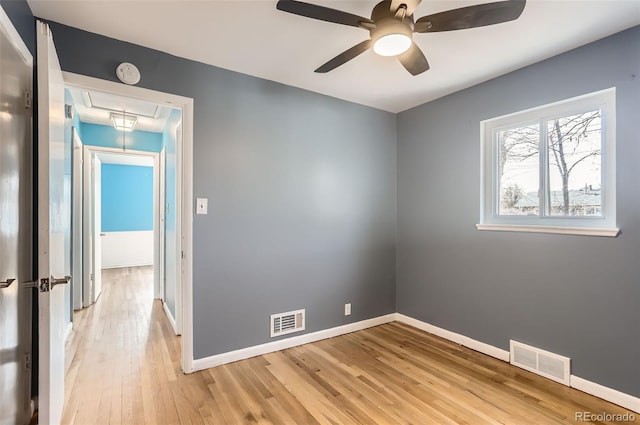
[63,267,640,424]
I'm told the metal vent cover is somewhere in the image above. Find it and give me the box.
[270,309,305,338]
[510,340,571,385]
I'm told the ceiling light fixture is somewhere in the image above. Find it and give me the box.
[111,112,137,132]
[371,18,413,57]
[373,33,412,56]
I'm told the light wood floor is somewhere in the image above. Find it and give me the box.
[62,267,638,424]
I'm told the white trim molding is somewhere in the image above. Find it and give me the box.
[0,6,32,66]
[476,224,620,237]
[189,311,640,413]
[64,322,73,343]
[479,88,617,232]
[163,301,178,336]
[64,72,195,374]
[192,314,396,371]
[395,314,510,362]
[571,375,640,414]
[396,313,639,414]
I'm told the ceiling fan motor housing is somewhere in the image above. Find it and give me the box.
[275,0,527,75]
[370,0,414,44]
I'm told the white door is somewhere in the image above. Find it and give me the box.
[71,129,83,310]
[92,154,102,301]
[0,9,33,424]
[81,147,91,307]
[36,20,68,425]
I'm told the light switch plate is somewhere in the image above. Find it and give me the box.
[196,198,208,215]
[345,303,351,316]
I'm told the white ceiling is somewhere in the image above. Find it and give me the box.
[67,87,174,132]
[30,0,640,113]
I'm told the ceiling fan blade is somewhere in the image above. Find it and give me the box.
[414,0,526,33]
[397,43,430,75]
[315,40,373,73]
[277,0,374,28]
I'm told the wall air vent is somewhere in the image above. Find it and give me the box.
[270,309,305,338]
[510,340,571,385]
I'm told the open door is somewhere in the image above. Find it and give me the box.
[92,153,102,302]
[71,129,83,310]
[36,21,69,424]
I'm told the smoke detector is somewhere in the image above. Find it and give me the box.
[116,62,141,85]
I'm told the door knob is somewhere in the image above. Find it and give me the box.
[0,278,16,289]
[21,276,70,292]
[50,275,71,289]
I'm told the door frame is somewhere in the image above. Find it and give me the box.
[159,148,166,304]
[64,72,195,373]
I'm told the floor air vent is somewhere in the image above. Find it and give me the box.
[510,340,570,385]
[270,309,305,338]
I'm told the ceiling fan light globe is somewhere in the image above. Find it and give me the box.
[373,33,412,56]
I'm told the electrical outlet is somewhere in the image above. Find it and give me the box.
[345,303,351,316]
[196,198,208,215]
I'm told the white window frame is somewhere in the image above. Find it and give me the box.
[478,88,618,237]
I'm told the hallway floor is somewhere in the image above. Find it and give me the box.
[63,266,182,424]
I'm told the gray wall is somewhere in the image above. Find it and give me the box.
[0,0,34,54]
[44,21,397,358]
[397,26,640,397]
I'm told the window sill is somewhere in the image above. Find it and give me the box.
[475,224,620,237]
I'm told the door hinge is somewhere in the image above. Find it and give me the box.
[181,251,185,259]
[65,103,73,119]
[24,90,32,109]
[39,278,50,292]
[90,273,94,282]
[22,277,49,292]
[24,352,31,371]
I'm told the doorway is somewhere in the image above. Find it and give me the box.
[79,147,160,307]
[64,73,194,373]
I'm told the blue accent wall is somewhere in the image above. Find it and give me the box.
[101,164,154,232]
[82,122,163,152]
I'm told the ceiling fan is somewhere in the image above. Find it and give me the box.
[276,0,526,75]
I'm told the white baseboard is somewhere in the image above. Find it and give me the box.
[163,301,179,335]
[192,313,396,372]
[395,313,640,414]
[571,375,640,413]
[189,311,640,413]
[395,313,510,362]
[64,322,73,342]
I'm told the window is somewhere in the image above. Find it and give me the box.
[479,89,618,236]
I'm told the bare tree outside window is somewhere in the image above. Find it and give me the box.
[497,110,602,217]
[547,111,601,216]
[498,124,539,215]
